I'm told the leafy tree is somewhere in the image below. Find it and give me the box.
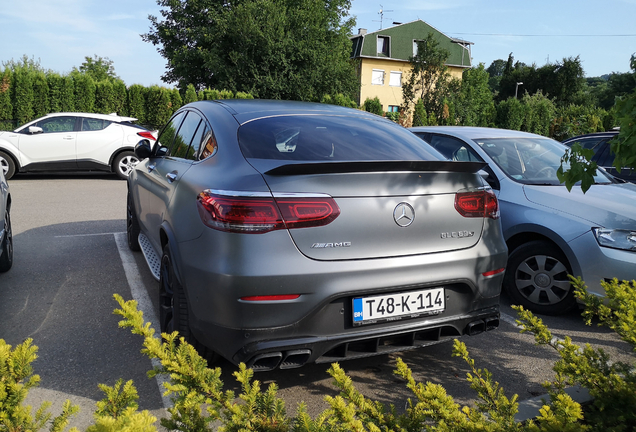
[401,32,454,125]
[521,91,556,136]
[411,98,427,126]
[2,55,47,73]
[143,0,358,101]
[486,58,506,94]
[454,64,496,127]
[74,55,121,83]
[558,55,636,192]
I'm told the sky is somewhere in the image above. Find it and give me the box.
[1,0,635,88]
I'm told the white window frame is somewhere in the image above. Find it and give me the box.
[371,69,385,86]
[377,36,390,56]
[389,71,402,87]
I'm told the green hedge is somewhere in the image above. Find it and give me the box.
[0,68,256,130]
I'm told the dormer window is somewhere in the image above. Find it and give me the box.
[377,36,390,57]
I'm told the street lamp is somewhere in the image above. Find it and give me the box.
[515,82,523,98]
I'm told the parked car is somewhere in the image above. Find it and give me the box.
[562,130,636,183]
[127,100,508,370]
[0,167,11,272]
[0,112,156,180]
[410,126,636,315]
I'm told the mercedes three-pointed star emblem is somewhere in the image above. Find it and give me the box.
[393,202,415,227]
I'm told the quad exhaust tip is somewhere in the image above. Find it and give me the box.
[248,349,312,371]
[467,315,499,336]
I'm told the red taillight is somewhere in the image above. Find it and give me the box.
[455,189,499,219]
[196,191,340,233]
[137,131,156,141]
[240,294,300,301]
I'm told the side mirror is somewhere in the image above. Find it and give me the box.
[28,126,43,135]
[134,139,153,160]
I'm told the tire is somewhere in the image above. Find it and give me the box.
[0,208,13,272]
[159,244,218,363]
[126,191,141,251]
[0,151,16,180]
[112,151,139,180]
[504,241,576,315]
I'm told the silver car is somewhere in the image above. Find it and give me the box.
[0,166,11,272]
[127,100,507,370]
[410,126,636,315]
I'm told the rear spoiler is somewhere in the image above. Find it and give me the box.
[265,161,487,176]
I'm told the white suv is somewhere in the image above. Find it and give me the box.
[0,112,156,180]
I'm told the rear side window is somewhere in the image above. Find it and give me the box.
[237,115,443,161]
[81,118,111,131]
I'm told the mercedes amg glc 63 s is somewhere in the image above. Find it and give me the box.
[127,100,507,371]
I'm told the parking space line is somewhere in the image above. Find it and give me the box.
[113,232,172,410]
[55,232,127,238]
[499,312,521,328]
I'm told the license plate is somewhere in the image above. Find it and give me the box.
[352,287,445,325]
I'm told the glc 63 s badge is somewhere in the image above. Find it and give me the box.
[440,231,475,239]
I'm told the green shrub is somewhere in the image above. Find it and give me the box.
[73,73,96,113]
[0,338,80,432]
[411,98,427,126]
[32,72,50,119]
[145,86,173,130]
[112,81,128,116]
[550,104,608,141]
[0,70,12,129]
[170,88,183,114]
[521,91,556,136]
[127,85,147,124]
[12,68,34,126]
[183,84,198,104]
[95,80,115,114]
[362,96,383,115]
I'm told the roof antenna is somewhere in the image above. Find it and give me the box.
[373,4,393,29]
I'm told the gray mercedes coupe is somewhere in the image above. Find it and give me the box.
[126,100,507,370]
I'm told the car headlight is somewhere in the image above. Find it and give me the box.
[593,228,636,251]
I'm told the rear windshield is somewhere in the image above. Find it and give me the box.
[237,115,444,161]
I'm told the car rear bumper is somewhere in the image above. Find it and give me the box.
[177,225,507,369]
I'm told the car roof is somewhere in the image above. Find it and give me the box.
[40,112,138,123]
[188,99,387,124]
[409,126,548,142]
[562,130,618,142]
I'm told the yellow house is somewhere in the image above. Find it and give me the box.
[350,20,473,112]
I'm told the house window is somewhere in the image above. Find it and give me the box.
[388,105,399,113]
[389,71,402,87]
[413,40,421,56]
[371,69,385,85]
[377,36,390,56]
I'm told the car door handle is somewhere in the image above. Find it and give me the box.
[147,164,156,172]
[166,171,178,182]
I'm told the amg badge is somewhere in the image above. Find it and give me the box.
[311,242,352,248]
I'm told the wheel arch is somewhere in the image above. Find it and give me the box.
[109,147,135,168]
[506,231,581,277]
[159,222,186,287]
[0,147,21,172]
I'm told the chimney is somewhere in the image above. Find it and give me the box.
[358,28,367,35]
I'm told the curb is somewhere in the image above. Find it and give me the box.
[515,386,592,422]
